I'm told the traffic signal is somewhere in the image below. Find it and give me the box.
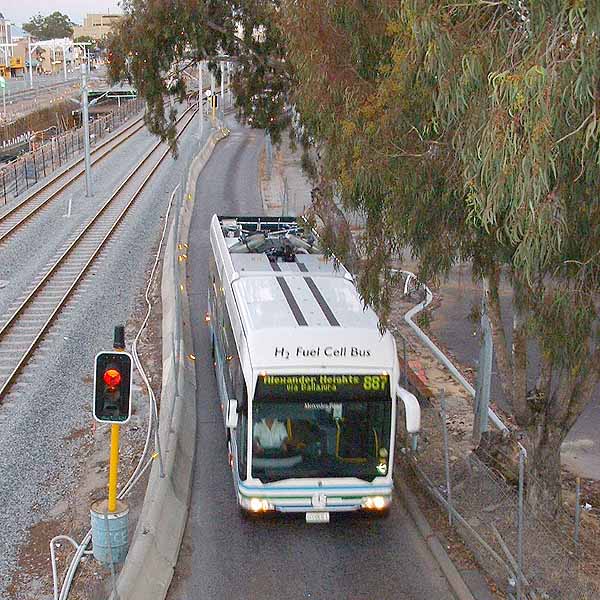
[93,351,133,423]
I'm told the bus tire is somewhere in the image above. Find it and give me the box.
[239,506,254,520]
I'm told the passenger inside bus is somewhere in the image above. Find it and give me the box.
[253,417,290,456]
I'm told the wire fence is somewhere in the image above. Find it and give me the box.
[398,380,600,600]
[0,97,145,206]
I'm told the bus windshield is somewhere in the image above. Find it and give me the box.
[251,374,392,483]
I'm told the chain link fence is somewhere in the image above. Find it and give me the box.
[0,97,145,206]
[399,379,600,599]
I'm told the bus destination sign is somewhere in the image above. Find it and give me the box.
[256,374,390,401]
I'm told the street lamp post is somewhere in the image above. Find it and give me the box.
[220,62,225,118]
[28,36,33,88]
[198,61,203,137]
[81,63,92,196]
[62,40,68,81]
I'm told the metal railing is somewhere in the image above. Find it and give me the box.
[391,274,599,600]
[400,389,600,600]
[0,98,144,206]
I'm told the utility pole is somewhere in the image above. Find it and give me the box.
[62,40,68,81]
[81,63,92,196]
[198,60,203,136]
[220,61,225,117]
[27,36,33,89]
[210,71,216,125]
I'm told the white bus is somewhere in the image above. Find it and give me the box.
[207,215,420,521]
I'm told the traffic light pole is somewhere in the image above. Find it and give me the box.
[108,325,126,512]
[108,424,120,512]
[90,327,130,568]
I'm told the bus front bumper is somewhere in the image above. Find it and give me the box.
[239,493,391,515]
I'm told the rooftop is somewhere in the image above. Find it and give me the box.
[212,215,397,371]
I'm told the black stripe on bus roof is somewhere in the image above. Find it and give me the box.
[270,260,308,326]
[296,262,341,327]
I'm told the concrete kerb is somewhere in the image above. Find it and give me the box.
[395,477,477,600]
[109,125,230,600]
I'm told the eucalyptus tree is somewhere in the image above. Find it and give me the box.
[109,0,600,515]
[282,0,600,514]
[108,0,290,151]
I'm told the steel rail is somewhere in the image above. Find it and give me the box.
[0,107,198,400]
[0,115,148,244]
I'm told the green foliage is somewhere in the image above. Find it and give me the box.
[283,0,599,359]
[281,0,600,512]
[23,11,75,40]
[106,0,600,512]
[108,0,290,148]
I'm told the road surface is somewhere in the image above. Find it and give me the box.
[167,117,457,600]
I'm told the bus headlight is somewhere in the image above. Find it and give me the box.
[363,496,389,510]
[248,497,270,512]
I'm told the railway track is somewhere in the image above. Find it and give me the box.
[0,107,198,400]
[0,112,148,244]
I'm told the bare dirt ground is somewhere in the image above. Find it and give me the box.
[389,284,600,598]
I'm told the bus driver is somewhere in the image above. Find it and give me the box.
[253,417,289,456]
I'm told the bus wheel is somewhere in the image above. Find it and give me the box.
[239,506,254,520]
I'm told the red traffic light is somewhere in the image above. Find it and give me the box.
[103,368,122,389]
[94,351,132,424]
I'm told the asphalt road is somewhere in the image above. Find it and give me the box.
[167,117,455,600]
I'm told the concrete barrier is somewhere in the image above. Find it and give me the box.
[110,124,230,600]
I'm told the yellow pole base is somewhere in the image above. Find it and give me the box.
[108,423,120,512]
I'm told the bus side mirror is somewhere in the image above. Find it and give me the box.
[226,399,238,428]
[396,385,421,451]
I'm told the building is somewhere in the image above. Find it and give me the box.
[73,13,123,41]
[0,12,14,77]
[36,39,81,75]
[12,38,43,76]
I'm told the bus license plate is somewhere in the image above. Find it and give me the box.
[306,512,330,523]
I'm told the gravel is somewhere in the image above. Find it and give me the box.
[0,104,210,597]
[0,113,161,324]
